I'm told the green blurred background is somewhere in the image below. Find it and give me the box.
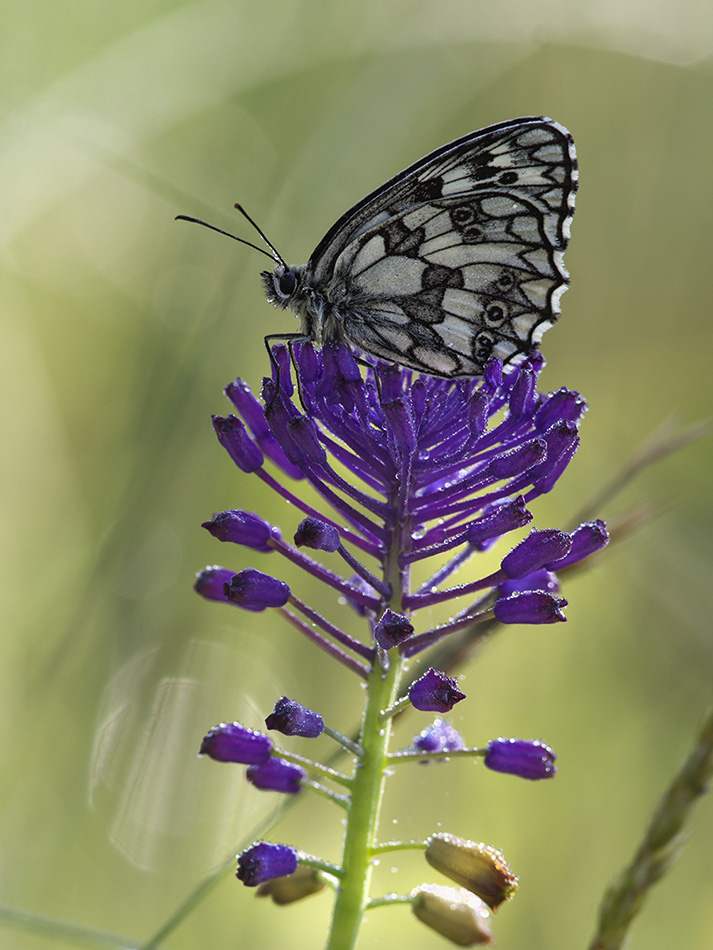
[2,1,712,948]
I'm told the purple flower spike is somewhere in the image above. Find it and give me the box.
[294,517,341,552]
[484,738,557,780]
[410,668,466,712]
[224,568,290,608]
[246,757,305,794]
[237,842,298,887]
[199,342,603,679]
[199,722,273,764]
[202,510,274,550]
[494,590,568,624]
[266,697,324,738]
[374,609,414,649]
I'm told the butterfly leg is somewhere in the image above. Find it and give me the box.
[263,332,308,411]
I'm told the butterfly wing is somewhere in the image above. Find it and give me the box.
[308,117,577,375]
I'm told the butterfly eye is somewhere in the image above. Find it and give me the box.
[278,271,298,297]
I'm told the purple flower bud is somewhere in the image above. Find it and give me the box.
[374,609,414,649]
[467,390,490,437]
[294,517,341,552]
[237,841,298,887]
[295,341,320,383]
[484,738,557,780]
[271,345,294,396]
[199,722,273,764]
[530,422,579,492]
[465,498,532,546]
[500,529,571,579]
[212,414,263,472]
[494,590,568,624]
[246,757,305,794]
[325,339,361,382]
[266,697,324,738]
[378,362,404,403]
[202,510,273,550]
[225,378,271,439]
[410,668,466,712]
[224,378,305,479]
[411,379,427,420]
[288,416,327,465]
[498,568,559,598]
[382,398,417,454]
[488,439,546,479]
[534,387,586,431]
[483,358,502,391]
[409,719,465,762]
[546,519,609,569]
[194,566,234,603]
[224,568,290,608]
[265,394,305,462]
[509,366,536,419]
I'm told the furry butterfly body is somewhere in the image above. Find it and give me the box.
[262,116,577,377]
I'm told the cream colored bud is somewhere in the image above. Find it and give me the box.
[412,883,494,945]
[425,833,519,911]
[255,865,326,904]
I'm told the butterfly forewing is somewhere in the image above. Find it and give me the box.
[309,118,576,283]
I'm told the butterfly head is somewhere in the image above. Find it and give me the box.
[262,264,304,310]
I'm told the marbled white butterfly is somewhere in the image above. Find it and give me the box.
[179,116,577,377]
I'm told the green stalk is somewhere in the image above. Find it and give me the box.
[324,652,401,949]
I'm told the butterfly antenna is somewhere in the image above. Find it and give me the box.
[234,203,287,267]
[175,214,277,263]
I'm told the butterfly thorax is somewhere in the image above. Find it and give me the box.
[262,263,353,346]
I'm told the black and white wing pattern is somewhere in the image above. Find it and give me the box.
[263,117,577,377]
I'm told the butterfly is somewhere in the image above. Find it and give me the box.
[179,116,577,377]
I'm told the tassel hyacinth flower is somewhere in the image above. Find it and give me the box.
[197,341,608,948]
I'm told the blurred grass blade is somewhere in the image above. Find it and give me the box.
[587,706,713,950]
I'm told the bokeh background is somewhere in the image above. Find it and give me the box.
[2,2,712,948]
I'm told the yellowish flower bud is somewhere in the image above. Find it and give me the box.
[255,865,326,904]
[412,883,494,946]
[425,833,519,911]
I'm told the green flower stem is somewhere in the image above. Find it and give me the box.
[388,748,485,764]
[297,854,344,879]
[301,779,350,808]
[370,839,426,854]
[323,724,363,756]
[325,652,401,950]
[274,750,353,787]
[380,694,411,720]
[367,893,414,910]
